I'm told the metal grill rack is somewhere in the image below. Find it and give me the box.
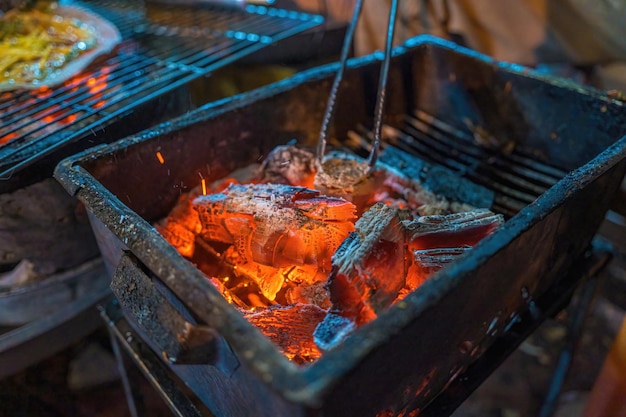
[350,110,568,218]
[0,0,323,189]
[352,110,567,217]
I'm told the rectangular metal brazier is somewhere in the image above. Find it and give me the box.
[54,35,626,417]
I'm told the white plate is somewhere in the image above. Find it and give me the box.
[0,4,122,92]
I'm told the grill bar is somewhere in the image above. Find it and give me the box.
[0,0,323,183]
[352,110,568,217]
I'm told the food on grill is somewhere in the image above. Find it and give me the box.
[157,144,503,362]
[0,1,120,91]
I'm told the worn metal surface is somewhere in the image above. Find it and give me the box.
[54,35,626,417]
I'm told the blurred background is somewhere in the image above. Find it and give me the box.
[1,1,625,416]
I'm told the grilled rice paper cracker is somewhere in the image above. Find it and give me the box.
[0,3,121,91]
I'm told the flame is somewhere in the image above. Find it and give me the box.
[156,151,165,164]
[35,86,53,100]
[0,132,17,145]
[64,114,78,124]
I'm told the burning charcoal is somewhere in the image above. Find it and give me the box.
[192,183,356,301]
[326,203,410,325]
[285,280,331,309]
[404,208,504,250]
[406,247,473,290]
[379,145,495,210]
[155,190,202,258]
[313,312,356,352]
[256,144,317,188]
[315,149,479,217]
[223,247,330,305]
[315,150,389,215]
[243,303,327,364]
[318,207,502,351]
[224,251,288,304]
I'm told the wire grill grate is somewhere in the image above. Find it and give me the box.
[349,110,568,218]
[0,0,323,180]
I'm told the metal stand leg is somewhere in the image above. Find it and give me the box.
[108,325,146,417]
[537,249,609,417]
[100,301,207,417]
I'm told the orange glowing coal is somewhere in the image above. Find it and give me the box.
[155,145,504,363]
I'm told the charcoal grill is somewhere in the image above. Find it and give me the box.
[54,35,626,417]
[0,0,323,192]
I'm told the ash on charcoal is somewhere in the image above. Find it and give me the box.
[379,145,495,209]
[313,312,356,351]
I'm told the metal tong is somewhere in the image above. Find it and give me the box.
[316,0,400,170]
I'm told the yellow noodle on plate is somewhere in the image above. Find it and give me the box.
[0,2,121,91]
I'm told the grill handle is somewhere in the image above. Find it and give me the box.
[111,251,222,366]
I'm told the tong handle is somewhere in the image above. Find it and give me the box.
[316,0,364,165]
[368,0,399,168]
[316,0,399,169]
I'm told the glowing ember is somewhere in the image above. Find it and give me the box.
[0,132,17,145]
[243,303,326,363]
[156,144,504,363]
[192,183,356,301]
[0,64,114,147]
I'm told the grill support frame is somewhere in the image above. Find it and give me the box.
[101,246,611,417]
[53,35,626,417]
